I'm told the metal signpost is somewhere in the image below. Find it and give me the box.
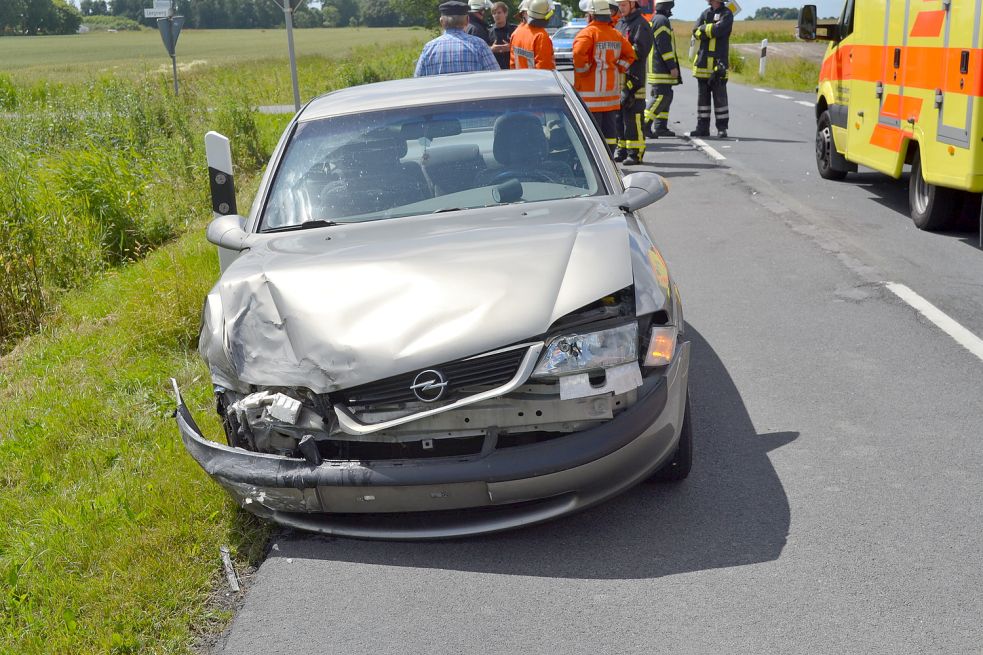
[145,0,184,95]
[272,0,305,111]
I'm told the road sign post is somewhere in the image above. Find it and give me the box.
[145,1,183,95]
[272,0,305,112]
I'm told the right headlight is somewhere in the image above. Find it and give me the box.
[532,322,639,378]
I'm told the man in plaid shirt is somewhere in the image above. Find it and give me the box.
[415,1,500,77]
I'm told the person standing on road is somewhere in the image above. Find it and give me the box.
[614,0,652,165]
[573,0,636,155]
[644,0,681,138]
[510,0,556,69]
[466,0,494,44]
[489,2,518,69]
[689,0,733,138]
[415,1,500,77]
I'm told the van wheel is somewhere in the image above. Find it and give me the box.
[910,155,957,230]
[816,111,848,180]
[649,394,692,482]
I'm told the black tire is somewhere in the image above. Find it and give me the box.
[816,111,848,181]
[909,155,958,231]
[649,394,693,482]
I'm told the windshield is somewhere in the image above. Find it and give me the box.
[553,27,582,40]
[260,95,603,231]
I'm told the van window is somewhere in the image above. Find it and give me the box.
[839,0,856,39]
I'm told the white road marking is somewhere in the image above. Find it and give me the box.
[754,88,771,93]
[775,94,793,99]
[689,137,727,161]
[795,100,814,107]
[884,282,983,363]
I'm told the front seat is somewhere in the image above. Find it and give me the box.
[321,136,431,217]
[474,112,573,187]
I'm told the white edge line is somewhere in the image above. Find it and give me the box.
[754,88,771,93]
[774,94,793,99]
[689,137,727,161]
[884,282,983,362]
[795,100,814,107]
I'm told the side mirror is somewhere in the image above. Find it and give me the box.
[616,172,669,212]
[206,214,250,252]
[797,4,817,40]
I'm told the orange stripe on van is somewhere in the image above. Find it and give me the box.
[909,10,946,38]
[870,124,910,152]
[820,45,983,97]
[880,94,924,121]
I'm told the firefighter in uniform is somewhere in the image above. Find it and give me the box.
[510,0,556,69]
[466,0,493,44]
[573,0,636,155]
[690,0,733,138]
[644,0,681,138]
[614,0,652,165]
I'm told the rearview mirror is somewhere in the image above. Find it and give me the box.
[797,4,817,40]
[206,214,250,252]
[617,172,669,212]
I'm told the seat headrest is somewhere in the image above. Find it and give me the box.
[492,113,549,166]
[333,135,407,169]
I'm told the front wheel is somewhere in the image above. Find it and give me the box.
[816,110,848,181]
[909,155,957,231]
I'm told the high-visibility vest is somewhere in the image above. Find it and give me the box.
[572,21,636,113]
[510,24,555,69]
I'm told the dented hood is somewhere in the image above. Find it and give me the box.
[200,198,634,394]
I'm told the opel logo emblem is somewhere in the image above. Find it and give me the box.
[410,369,448,402]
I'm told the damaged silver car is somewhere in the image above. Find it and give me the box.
[173,69,692,539]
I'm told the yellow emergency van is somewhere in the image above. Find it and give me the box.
[798,1,982,230]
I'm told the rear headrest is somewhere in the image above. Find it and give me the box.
[332,136,406,169]
[492,113,548,166]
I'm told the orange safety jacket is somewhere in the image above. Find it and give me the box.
[510,23,555,70]
[572,20,636,113]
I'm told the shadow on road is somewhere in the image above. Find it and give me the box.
[272,325,797,580]
[850,171,981,246]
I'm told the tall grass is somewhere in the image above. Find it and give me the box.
[0,40,425,352]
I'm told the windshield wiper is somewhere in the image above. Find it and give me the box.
[432,207,465,214]
[264,219,340,233]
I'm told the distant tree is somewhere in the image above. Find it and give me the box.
[0,0,27,34]
[12,0,82,34]
[320,4,339,25]
[323,0,359,26]
[752,6,799,20]
[80,0,109,15]
[293,5,323,27]
[399,0,437,26]
[359,0,396,27]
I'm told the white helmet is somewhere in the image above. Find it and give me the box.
[518,0,531,11]
[580,0,611,15]
[527,0,554,20]
[469,0,492,10]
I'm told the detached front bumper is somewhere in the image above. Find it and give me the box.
[174,341,689,539]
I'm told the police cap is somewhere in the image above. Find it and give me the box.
[439,1,469,15]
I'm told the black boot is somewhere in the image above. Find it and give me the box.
[612,147,628,162]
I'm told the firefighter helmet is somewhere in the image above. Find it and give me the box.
[655,0,674,7]
[527,0,554,20]
[580,0,611,15]
[468,0,492,10]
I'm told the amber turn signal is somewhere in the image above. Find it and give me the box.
[644,326,677,367]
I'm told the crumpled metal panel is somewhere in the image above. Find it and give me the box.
[199,198,634,394]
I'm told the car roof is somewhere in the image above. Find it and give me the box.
[299,70,566,122]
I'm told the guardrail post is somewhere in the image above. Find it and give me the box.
[759,38,768,77]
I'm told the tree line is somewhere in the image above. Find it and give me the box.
[2,0,581,34]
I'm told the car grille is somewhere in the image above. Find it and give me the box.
[336,346,529,408]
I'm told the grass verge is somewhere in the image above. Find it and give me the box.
[0,211,270,654]
[0,39,424,654]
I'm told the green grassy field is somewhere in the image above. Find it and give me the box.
[0,27,427,82]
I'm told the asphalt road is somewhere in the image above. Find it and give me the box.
[213,76,983,654]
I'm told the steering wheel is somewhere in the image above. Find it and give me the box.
[489,169,559,185]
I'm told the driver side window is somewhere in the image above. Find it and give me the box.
[839,0,855,39]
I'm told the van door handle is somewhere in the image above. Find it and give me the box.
[857,111,864,117]
[893,48,901,68]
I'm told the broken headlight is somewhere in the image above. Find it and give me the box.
[531,322,638,378]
